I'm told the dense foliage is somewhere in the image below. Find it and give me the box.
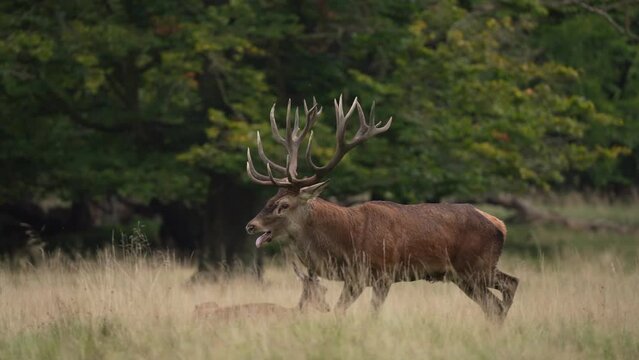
[1,0,637,265]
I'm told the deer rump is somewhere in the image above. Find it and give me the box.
[298,201,506,284]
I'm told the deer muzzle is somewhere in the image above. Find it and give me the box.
[245,223,257,234]
[246,220,273,248]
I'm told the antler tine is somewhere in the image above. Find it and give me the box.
[260,100,305,186]
[306,96,392,178]
[344,96,359,119]
[285,155,295,183]
[354,100,369,137]
[267,163,290,186]
[312,97,323,127]
[369,100,377,127]
[369,100,393,135]
[333,96,346,149]
[369,101,393,136]
[294,107,300,138]
[302,98,322,132]
[298,100,321,140]
[374,115,393,134]
[335,96,359,145]
[256,131,286,173]
[246,148,275,185]
[287,104,304,181]
[333,97,341,123]
[308,96,320,118]
[269,104,286,146]
[246,162,272,185]
[365,100,393,135]
[283,99,324,183]
[305,130,319,170]
[308,95,355,173]
[349,99,392,145]
[303,98,320,114]
[285,99,293,143]
[302,100,310,138]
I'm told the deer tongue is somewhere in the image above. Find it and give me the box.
[255,231,272,248]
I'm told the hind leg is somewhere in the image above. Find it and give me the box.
[454,278,505,322]
[492,270,519,316]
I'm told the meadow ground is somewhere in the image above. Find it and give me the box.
[1,196,638,359]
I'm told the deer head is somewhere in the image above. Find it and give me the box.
[245,95,392,247]
[293,262,330,312]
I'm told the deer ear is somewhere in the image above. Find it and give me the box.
[299,181,329,201]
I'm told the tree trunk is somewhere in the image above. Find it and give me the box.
[155,201,201,259]
[196,174,263,281]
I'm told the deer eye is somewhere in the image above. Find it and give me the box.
[276,202,289,214]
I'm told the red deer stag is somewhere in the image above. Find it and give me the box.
[245,96,519,321]
[194,263,330,320]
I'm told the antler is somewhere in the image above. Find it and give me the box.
[246,95,393,188]
[246,97,322,186]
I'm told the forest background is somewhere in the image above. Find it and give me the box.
[1,0,638,276]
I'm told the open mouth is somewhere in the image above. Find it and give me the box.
[255,231,272,248]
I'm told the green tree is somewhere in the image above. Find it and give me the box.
[535,1,639,188]
[0,1,275,268]
[0,0,633,272]
[236,0,624,202]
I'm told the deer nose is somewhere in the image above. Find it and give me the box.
[246,223,257,234]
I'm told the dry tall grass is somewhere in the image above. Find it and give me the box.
[0,249,637,359]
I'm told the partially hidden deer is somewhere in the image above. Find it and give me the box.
[245,96,519,321]
[194,263,330,320]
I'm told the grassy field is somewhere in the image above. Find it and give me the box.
[1,197,638,359]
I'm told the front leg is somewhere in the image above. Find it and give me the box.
[334,280,365,313]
